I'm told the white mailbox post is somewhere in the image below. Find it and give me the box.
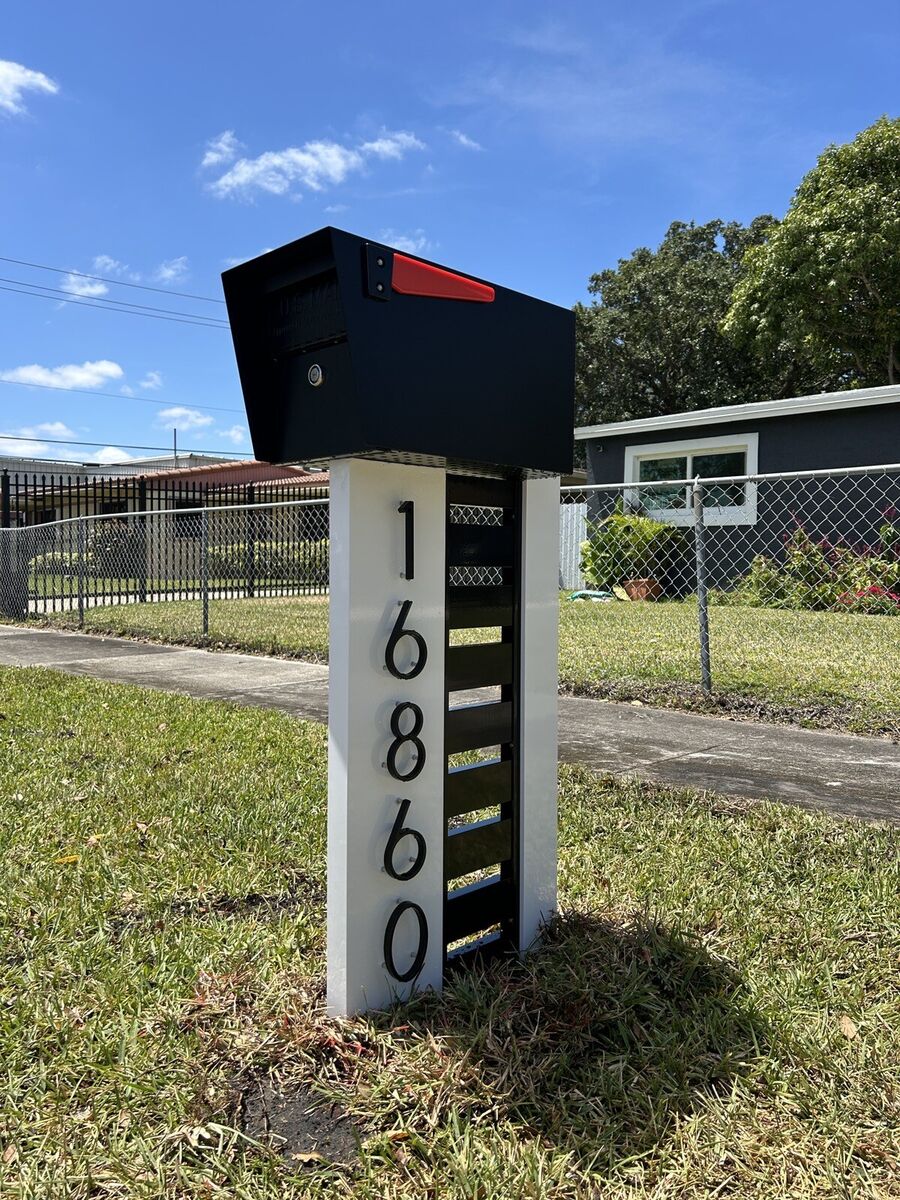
[327,459,447,1014]
[327,459,560,1016]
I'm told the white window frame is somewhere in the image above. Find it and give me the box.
[624,432,759,526]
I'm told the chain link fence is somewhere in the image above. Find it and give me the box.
[2,469,898,731]
[560,464,900,730]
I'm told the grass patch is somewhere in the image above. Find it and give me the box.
[560,599,900,737]
[1,667,898,1196]
[61,595,331,662]
[46,593,900,735]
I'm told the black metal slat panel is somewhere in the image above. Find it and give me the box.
[445,817,513,880]
[444,876,514,942]
[445,758,512,819]
[446,642,513,691]
[446,522,515,567]
[447,585,514,629]
[446,701,513,754]
[447,475,516,508]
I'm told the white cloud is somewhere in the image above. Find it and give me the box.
[0,421,78,459]
[120,384,135,397]
[0,435,49,457]
[0,360,124,389]
[201,129,242,169]
[212,142,361,198]
[379,229,431,255]
[217,424,247,445]
[154,256,189,283]
[91,446,133,464]
[323,204,348,214]
[93,254,128,275]
[359,131,425,160]
[60,273,108,297]
[450,129,483,151]
[24,421,78,439]
[438,20,771,155]
[156,406,214,431]
[0,59,59,116]
[208,128,424,200]
[222,248,274,268]
[59,256,137,297]
[139,370,163,390]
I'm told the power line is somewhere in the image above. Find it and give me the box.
[0,377,243,414]
[0,254,227,304]
[0,282,229,330]
[0,275,230,325]
[0,431,249,457]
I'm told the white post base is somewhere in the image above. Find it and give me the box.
[518,475,560,950]
[327,459,446,1017]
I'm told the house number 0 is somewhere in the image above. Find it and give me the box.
[383,500,429,984]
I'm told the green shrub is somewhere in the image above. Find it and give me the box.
[28,549,95,578]
[580,512,691,594]
[87,523,146,577]
[206,538,329,584]
[716,525,900,614]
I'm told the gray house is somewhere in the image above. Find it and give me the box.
[576,384,900,492]
[566,384,900,592]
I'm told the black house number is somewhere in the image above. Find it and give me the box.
[383,500,429,983]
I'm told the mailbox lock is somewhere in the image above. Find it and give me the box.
[307,363,324,387]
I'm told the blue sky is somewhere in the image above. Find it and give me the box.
[2,0,898,464]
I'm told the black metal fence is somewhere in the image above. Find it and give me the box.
[0,469,328,529]
[0,498,331,622]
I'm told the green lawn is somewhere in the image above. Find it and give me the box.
[559,599,900,736]
[48,593,900,735]
[1,667,898,1197]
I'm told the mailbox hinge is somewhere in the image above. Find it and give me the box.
[365,244,393,300]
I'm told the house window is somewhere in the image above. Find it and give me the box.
[625,433,758,525]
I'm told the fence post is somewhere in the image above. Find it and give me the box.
[0,472,12,619]
[692,478,712,695]
[201,507,209,638]
[245,483,256,598]
[77,518,85,628]
[137,478,148,603]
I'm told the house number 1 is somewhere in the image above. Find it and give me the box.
[383,500,430,984]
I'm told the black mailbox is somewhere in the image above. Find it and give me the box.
[222,227,574,476]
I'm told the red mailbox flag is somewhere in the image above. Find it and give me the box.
[391,254,495,303]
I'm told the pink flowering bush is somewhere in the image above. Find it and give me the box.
[717,517,900,615]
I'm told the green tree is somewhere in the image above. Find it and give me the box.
[575,217,815,431]
[724,117,900,386]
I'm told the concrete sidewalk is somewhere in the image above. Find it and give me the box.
[1,625,897,824]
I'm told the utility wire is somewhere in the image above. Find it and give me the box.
[0,254,227,304]
[0,377,243,415]
[0,432,248,457]
[0,275,230,325]
[0,282,230,329]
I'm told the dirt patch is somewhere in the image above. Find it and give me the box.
[240,1078,363,1167]
[562,679,900,742]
